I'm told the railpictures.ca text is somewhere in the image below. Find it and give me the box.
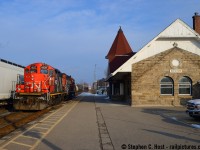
[121,144,200,150]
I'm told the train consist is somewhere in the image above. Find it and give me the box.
[14,62,76,110]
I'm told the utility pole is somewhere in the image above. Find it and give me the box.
[94,64,97,90]
[94,64,96,82]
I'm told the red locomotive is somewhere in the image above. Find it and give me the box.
[15,62,76,110]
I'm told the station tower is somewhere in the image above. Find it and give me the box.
[105,27,134,75]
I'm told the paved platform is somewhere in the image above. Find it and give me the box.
[0,93,199,150]
[0,100,80,150]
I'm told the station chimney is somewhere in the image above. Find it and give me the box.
[193,12,200,35]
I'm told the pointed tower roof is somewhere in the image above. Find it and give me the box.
[105,27,133,62]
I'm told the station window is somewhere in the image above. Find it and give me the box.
[179,76,192,95]
[160,76,174,95]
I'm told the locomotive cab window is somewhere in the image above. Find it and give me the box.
[41,69,48,74]
[49,70,54,76]
[30,65,37,73]
[25,69,29,73]
[40,65,48,74]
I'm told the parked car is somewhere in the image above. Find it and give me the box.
[186,99,200,118]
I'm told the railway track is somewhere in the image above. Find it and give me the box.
[0,103,63,138]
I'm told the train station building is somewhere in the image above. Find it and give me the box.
[106,13,200,106]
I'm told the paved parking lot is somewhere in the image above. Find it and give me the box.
[145,106,200,129]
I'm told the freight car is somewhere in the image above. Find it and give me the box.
[14,62,76,110]
[0,59,24,105]
[67,75,76,99]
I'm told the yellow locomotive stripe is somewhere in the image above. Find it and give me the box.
[18,92,68,96]
[19,93,43,96]
[50,92,67,96]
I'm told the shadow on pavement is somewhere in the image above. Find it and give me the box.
[24,131,62,150]
[142,108,200,128]
[78,94,130,106]
[143,129,200,143]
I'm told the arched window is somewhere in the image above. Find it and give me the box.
[179,76,192,95]
[160,77,174,95]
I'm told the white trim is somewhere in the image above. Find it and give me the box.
[107,19,200,80]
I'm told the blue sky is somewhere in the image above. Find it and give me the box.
[0,0,200,84]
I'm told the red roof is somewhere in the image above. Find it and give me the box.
[106,27,133,62]
[108,54,134,74]
[106,27,134,73]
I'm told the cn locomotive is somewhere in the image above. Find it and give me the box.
[14,62,76,110]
